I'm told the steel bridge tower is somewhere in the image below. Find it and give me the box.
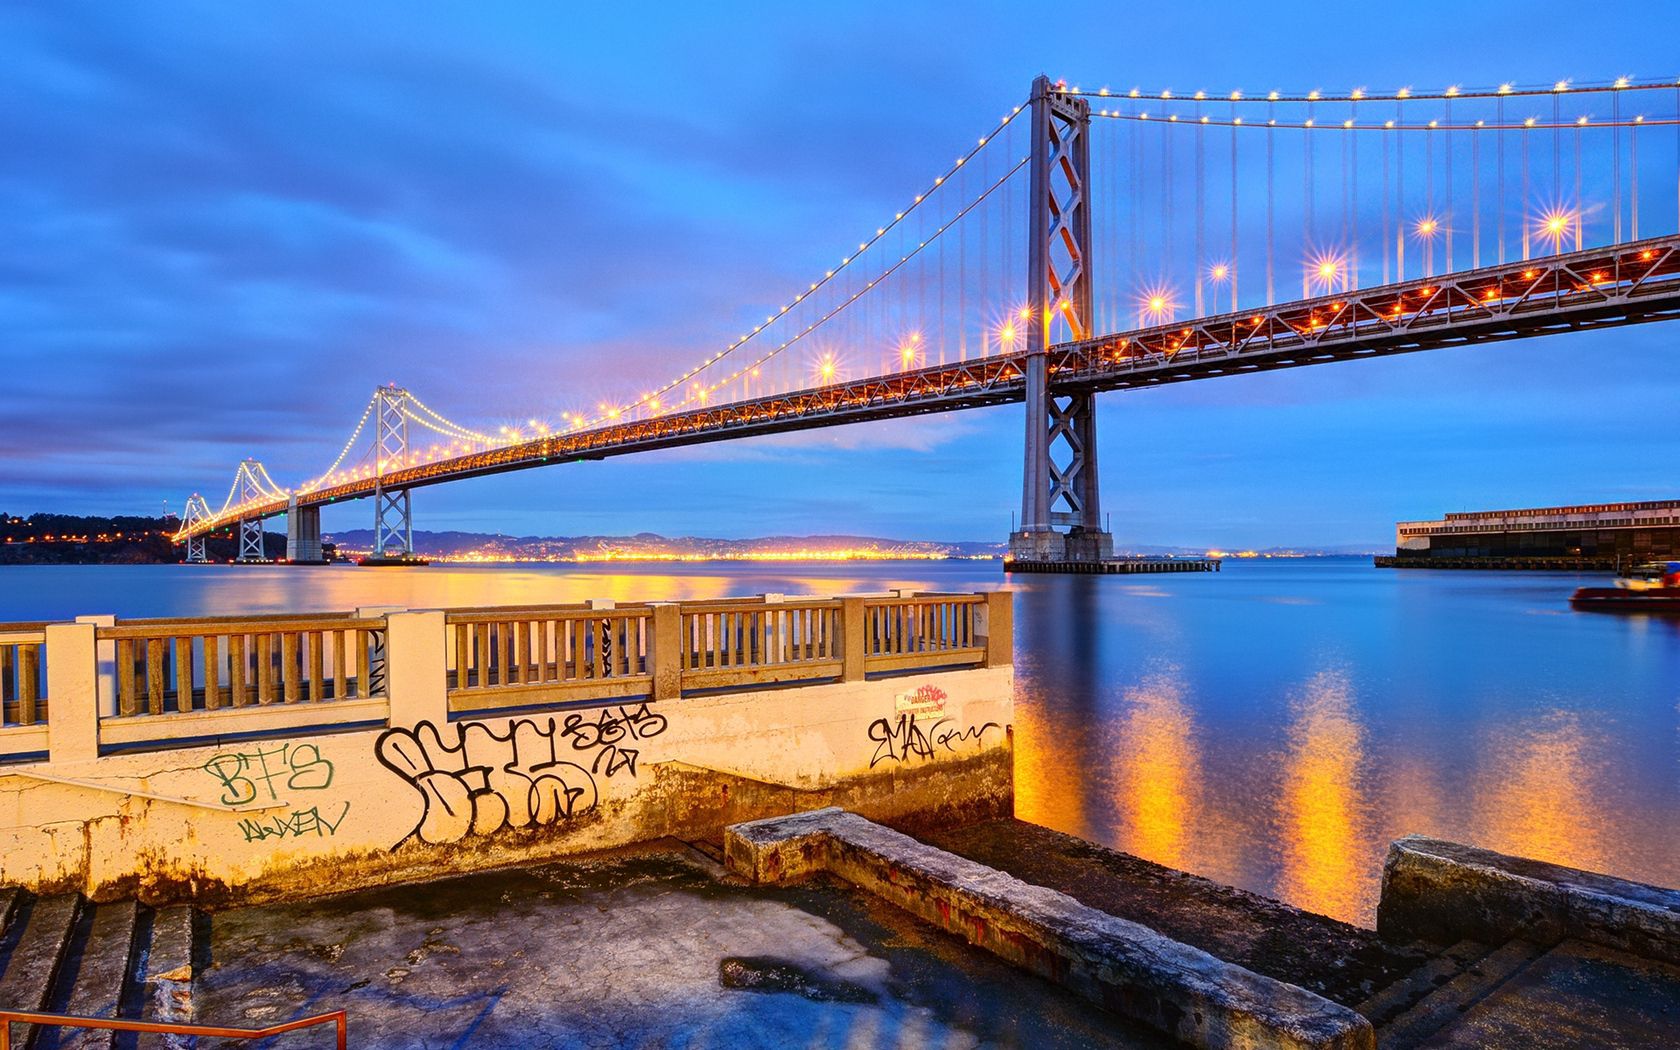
[372,386,415,559]
[1008,75,1113,565]
[235,460,267,563]
[181,494,211,564]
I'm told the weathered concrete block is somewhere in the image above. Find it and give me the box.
[725,809,1373,1050]
[1378,835,1680,966]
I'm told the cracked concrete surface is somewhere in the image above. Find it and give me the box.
[197,843,1170,1049]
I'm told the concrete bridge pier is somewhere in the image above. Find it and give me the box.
[285,497,325,564]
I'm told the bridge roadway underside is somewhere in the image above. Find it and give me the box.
[187,236,1680,536]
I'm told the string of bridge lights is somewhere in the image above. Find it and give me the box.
[1065,75,1680,105]
[1093,113,1677,131]
[569,103,1030,430]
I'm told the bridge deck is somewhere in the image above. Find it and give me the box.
[180,236,1680,539]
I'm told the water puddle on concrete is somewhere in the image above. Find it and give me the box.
[197,844,1168,1048]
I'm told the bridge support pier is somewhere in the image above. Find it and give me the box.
[1008,75,1114,568]
[285,498,325,564]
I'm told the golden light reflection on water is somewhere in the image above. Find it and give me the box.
[1472,710,1608,876]
[174,565,885,616]
[1275,669,1370,925]
[1112,673,1202,872]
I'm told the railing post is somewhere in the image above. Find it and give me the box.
[840,597,867,682]
[45,622,99,764]
[384,610,446,728]
[981,591,1014,669]
[650,603,681,701]
[74,614,116,717]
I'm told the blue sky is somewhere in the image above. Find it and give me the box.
[3,1,1678,548]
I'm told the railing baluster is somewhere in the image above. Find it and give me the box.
[257,634,274,704]
[114,639,136,717]
[17,645,38,726]
[514,620,529,685]
[281,632,300,703]
[230,635,248,706]
[333,629,347,700]
[307,631,324,702]
[203,635,221,710]
[145,639,165,715]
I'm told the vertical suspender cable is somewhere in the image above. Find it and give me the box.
[1397,101,1406,280]
[1614,88,1622,243]
[1195,99,1205,316]
[1163,119,1174,291]
[1522,121,1530,260]
[1632,118,1640,241]
[1266,103,1275,305]
[1382,127,1391,284]
[1497,96,1506,264]
[1230,108,1239,310]
[1304,118,1313,297]
[1425,122,1434,276]
[980,134,989,355]
[1445,97,1454,271]
[1574,123,1583,250]
[958,145,966,359]
[1349,111,1358,289]
[1472,123,1480,268]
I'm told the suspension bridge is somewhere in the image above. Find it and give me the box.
[173,73,1680,566]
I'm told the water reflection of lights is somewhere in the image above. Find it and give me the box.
[1473,711,1607,876]
[1276,669,1369,925]
[1114,674,1202,871]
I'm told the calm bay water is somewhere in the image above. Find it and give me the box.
[3,557,1675,926]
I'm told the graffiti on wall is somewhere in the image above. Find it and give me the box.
[203,742,335,806]
[867,688,999,769]
[238,802,351,842]
[375,703,668,848]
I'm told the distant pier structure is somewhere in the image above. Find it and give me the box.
[1376,499,1680,570]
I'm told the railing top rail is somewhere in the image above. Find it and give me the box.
[0,1008,346,1047]
[863,593,986,605]
[0,621,54,634]
[115,610,355,626]
[444,605,652,624]
[98,616,384,640]
[441,601,591,616]
[680,598,842,614]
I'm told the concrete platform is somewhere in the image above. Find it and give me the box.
[193,841,1171,1049]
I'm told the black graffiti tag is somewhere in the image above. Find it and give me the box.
[375,705,668,849]
[561,703,668,778]
[867,712,1000,769]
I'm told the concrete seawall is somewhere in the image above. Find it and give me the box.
[0,591,1013,904]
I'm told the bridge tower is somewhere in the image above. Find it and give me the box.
[1008,75,1113,566]
[235,460,267,563]
[372,386,415,558]
[181,494,211,564]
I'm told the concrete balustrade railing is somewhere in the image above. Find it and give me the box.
[0,622,50,759]
[0,590,1012,765]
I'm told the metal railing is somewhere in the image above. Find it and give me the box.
[0,1009,346,1049]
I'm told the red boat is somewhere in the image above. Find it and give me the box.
[1571,561,1680,611]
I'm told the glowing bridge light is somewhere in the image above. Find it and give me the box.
[1209,263,1229,280]
[1538,209,1574,250]
[1414,217,1439,238]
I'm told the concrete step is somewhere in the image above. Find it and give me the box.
[0,894,83,1047]
[52,900,141,1050]
[1376,939,1547,1049]
[922,817,1432,1006]
[1356,939,1491,1029]
[137,905,196,1050]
